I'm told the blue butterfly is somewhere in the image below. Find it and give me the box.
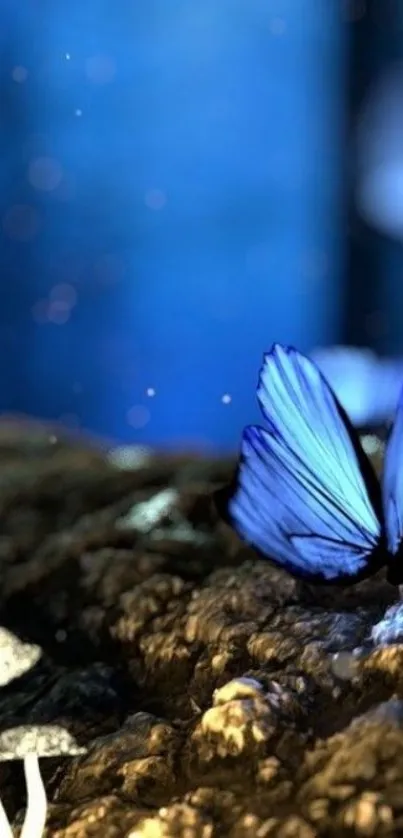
[217,343,403,586]
[311,344,403,428]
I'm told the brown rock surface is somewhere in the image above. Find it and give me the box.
[0,420,402,837]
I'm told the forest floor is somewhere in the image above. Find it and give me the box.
[0,419,402,838]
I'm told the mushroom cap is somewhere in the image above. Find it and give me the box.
[0,725,86,761]
[0,628,42,687]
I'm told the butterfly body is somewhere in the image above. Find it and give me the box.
[217,344,403,587]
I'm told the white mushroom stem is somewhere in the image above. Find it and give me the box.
[0,724,85,838]
[21,754,47,838]
[0,796,13,838]
[0,755,47,838]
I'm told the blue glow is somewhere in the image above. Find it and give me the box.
[312,347,403,427]
[0,0,345,449]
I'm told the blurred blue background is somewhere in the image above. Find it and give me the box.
[1,0,403,451]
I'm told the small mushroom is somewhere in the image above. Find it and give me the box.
[0,627,42,688]
[0,724,86,838]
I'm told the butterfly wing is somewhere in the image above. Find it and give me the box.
[312,345,403,428]
[382,385,403,580]
[220,344,384,583]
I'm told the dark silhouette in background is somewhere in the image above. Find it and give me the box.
[348,1,403,355]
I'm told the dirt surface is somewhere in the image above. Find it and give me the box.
[0,419,402,837]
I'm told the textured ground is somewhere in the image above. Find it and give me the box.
[0,420,403,837]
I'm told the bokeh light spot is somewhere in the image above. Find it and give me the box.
[53,174,76,202]
[48,300,72,325]
[361,434,383,457]
[28,156,63,192]
[127,405,150,429]
[3,204,41,242]
[221,393,232,404]
[85,54,116,84]
[50,283,77,307]
[146,388,156,397]
[12,66,28,83]
[331,651,360,681]
[75,109,82,117]
[144,189,167,210]
[269,17,286,35]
